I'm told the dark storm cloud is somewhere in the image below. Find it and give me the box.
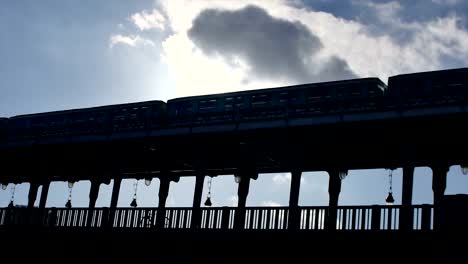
[188,5,355,83]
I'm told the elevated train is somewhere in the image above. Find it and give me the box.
[0,67,467,143]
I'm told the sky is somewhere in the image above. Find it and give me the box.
[1,0,468,208]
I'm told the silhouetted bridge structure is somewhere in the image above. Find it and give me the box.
[1,68,468,260]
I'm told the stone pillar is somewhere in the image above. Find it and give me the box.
[39,181,50,209]
[110,177,121,209]
[88,180,101,209]
[328,170,342,208]
[237,176,251,209]
[288,170,302,230]
[327,170,342,230]
[192,173,205,208]
[432,166,448,206]
[234,174,253,230]
[28,182,40,208]
[400,166,414,231]
[402,166,414,206]
[158,178,171,209]
[156,178,171,229]
[432,165,448,230]
[191,173,205,229]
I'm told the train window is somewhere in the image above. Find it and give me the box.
[279,92,289,104]
[199,99,217,112]
[224,97,234,111]
[251,94,271,108]
[236,96,246,109]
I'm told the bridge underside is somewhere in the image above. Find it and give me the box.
[1,111,467,182]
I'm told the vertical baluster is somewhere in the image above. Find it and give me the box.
[178,209,182,228]
[169,209,175,229]
[394,208,399,230]
[126,209,131,228]
[68,210,72,227]
[189,209,193,228]
[302,209,308,230]
[114,209,119,228]
[207,209,213,229]
[361,209,366,230]
[342,208,348,230]
[125,209,133,228]
[173,210,179,229]
[274,209,279,230]
[212,209,218,229]
[387,207,393,230]
[258,209,264,230]
[415,207,420,230]
[73,209,78,227]
[351,208,357,230]
[180,209,186,229]
[282,209,288,229]
[313,209,319,230]
[265,209,271,230]
[421,205,431,231]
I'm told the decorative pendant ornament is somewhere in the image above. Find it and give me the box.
[204,177,213,207]
[8,184,15,208]
[385,169,395,205]
[131,179,138,207]
[66,182,73,208]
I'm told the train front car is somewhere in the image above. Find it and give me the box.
[387,67,468,108]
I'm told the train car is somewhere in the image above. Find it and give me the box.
[8,100,166,142]
[8,109,73,141]
[167,78,386,126]
[387,67,468,107]
[106,100,167,132]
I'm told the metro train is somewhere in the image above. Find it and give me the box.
[0,67,467,142]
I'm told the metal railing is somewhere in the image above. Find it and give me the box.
[0,205,436,232]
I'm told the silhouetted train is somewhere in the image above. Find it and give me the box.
[0,67,467,143]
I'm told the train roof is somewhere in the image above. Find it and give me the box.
[9,100,165,119]
[388,67,468,80]
[168,77,386,103]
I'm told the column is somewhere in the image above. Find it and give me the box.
[288,170,302,230]
[400,166,414,231]
[192,173,205,208]
[28,182,40,208]
[88,180,101,209]
[234,174,252,230]
[191,173,205,229]
[402,166,414,206]
[237,175,251,208]
[110,177,121,209]
[39,181,50,209]
[432,166,448,206]
[327,170,342,230]
[156,178,171,229]
[432,165,448,230]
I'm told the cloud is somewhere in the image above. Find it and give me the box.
[155,0,468,97]
[109,34,155,48]
[188,5,355,84]
[272,173,291,185]
[130,9,166,31]
[229,195,238,206]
